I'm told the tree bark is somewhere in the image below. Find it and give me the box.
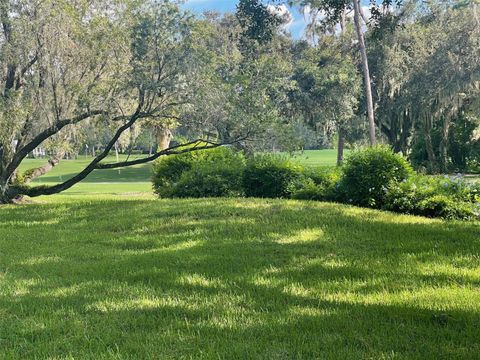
[424,117,437,172]
[114,142,120,163]
[0,179,21,204]
[439,116,450,173]
[353,0,376,146]
[337,127,345,166]
[472,0,479,26]
[156,125,173,151]
[23,156,62,183]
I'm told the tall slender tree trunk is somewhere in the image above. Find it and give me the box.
[114,142,120,163]
[353,0,376,146]
[337,126,345,166]
[424,117,437,172]
[439,116,451,173]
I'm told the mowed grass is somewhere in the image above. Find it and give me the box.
[285,149,350,168]
[19,155,153,183]
[1,195,480,359]
[3,151,479,358]
[19,155,154,194]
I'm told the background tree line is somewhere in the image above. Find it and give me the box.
[0,0,478,203]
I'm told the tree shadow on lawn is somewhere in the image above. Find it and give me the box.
[0,198,479,358]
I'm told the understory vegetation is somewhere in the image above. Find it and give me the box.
[153,147,480,220]
[1,196,479,359]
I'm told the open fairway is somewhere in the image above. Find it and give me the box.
[285,149,350,168]
[1,195,479,359]
[19,156,153,184]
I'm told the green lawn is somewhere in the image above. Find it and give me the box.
[285,149,350,168]
[19,155,154,194]
[3,152,479,358]
[1,194,479,359]
[20,155,153,184]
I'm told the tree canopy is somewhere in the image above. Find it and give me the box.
[0,0,479,203]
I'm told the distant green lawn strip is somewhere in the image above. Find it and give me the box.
[19,150,343,185]
[282,149,350,168]
[19,155,154,184]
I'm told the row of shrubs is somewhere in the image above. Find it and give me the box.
[152,146,480,220]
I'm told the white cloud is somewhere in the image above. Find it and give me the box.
[267,4,294,28]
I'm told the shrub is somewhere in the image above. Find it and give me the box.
[292,167,341,201]
[243,155,305,198]
[173,157,245,198]
[417,195,477,220]
[152,151,198,197]
[152,147,245,198]
[384,174,480,220]
[339,145,413,207]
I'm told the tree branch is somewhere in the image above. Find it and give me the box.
[4,110,106,180]
[359,5,369,25]
[95,137,245,170]
[21,90,146,197]
[22,155,62,183]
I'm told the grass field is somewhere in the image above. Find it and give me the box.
[285,149,349,168]
[1,196,479,359]
[1,151,479,358]
[18,155,154,195]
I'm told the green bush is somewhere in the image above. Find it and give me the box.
[339,145,413,207]
[417,195,477,220]
[384,174,480,220]
[152,147,245,198]
[292,167,341,201]
[151,145,479,221]
[243,155,305,198]
[152,151,197,197]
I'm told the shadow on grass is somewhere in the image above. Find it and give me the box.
[0,198,479,358]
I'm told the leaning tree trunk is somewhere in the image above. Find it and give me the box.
[22,154,63,184]
[353,0,376,146]
[0,175,20,204]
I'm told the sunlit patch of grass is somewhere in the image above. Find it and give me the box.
[18,256,63,266]
[178,274,227,289]
[274,228,325,244]
[0,196,479,359]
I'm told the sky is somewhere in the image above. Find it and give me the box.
[182,0,308,39]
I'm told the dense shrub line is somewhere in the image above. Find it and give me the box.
[152,146,480,220]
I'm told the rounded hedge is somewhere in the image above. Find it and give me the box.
[152,146,245,198]
[242,155,305,198]
[339,145,413,207]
